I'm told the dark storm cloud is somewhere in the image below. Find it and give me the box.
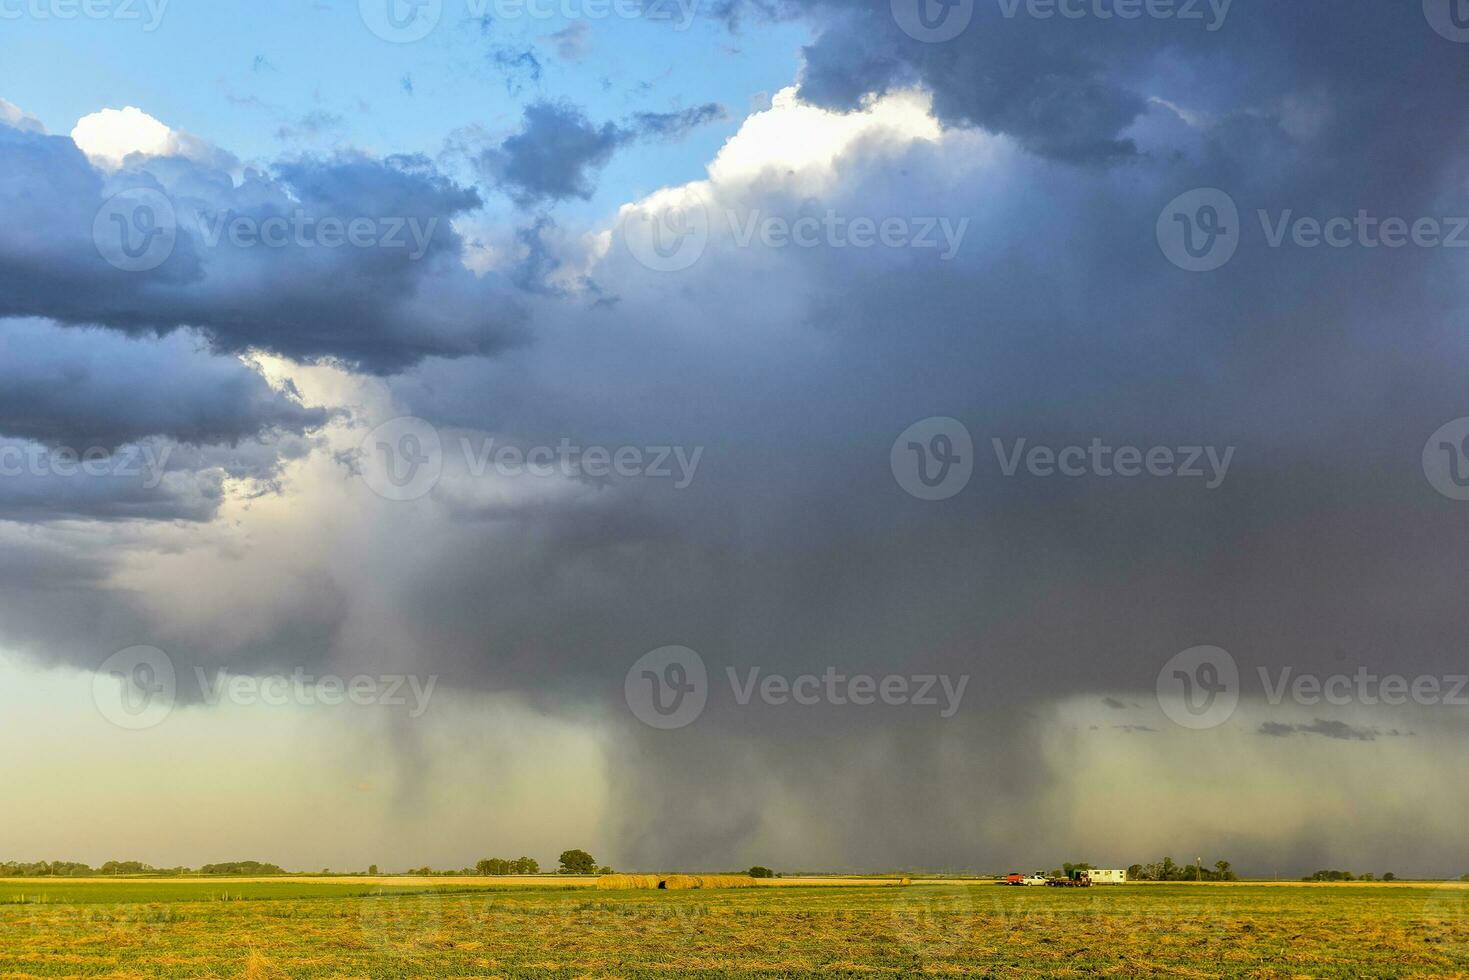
[477,101,726,208]
[0,320,329,449]
[745,0,1469,167]
[358,0,1469,874]
[0,118,522,373]
[477,101,633,207]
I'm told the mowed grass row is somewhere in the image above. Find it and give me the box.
[3,881,1469,977]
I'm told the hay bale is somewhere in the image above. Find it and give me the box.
[696,875,758,889]
[597,873,760,890]
[657,874,702,890]
[595,874,661,890]
[657,875,757,890]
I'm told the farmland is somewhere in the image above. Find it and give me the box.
[2,879,1469,977]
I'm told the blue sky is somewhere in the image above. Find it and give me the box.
[0,0,811,222]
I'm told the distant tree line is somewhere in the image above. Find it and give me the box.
[0,859,281,877]
[1304,869,1396,882]
[198,861,286,876]
[475,857,540,875]
[1126,858,1238,881]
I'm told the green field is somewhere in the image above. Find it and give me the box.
[3,878,1468,977]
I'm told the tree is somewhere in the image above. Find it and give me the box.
[749,866,774,878]
[368,864,378,875]
[1383,873,1396,882]
[558,849,598,875]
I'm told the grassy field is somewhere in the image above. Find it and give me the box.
[3,878,1469,977]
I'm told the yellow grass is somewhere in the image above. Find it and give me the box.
[597,874,758,889]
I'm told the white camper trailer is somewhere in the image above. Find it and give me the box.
[1085,868,1127,884]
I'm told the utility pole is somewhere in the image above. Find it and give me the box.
[1197,857,1202,882]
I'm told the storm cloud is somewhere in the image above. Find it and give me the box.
[6,1,1469,876]
[0,118,522,373]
